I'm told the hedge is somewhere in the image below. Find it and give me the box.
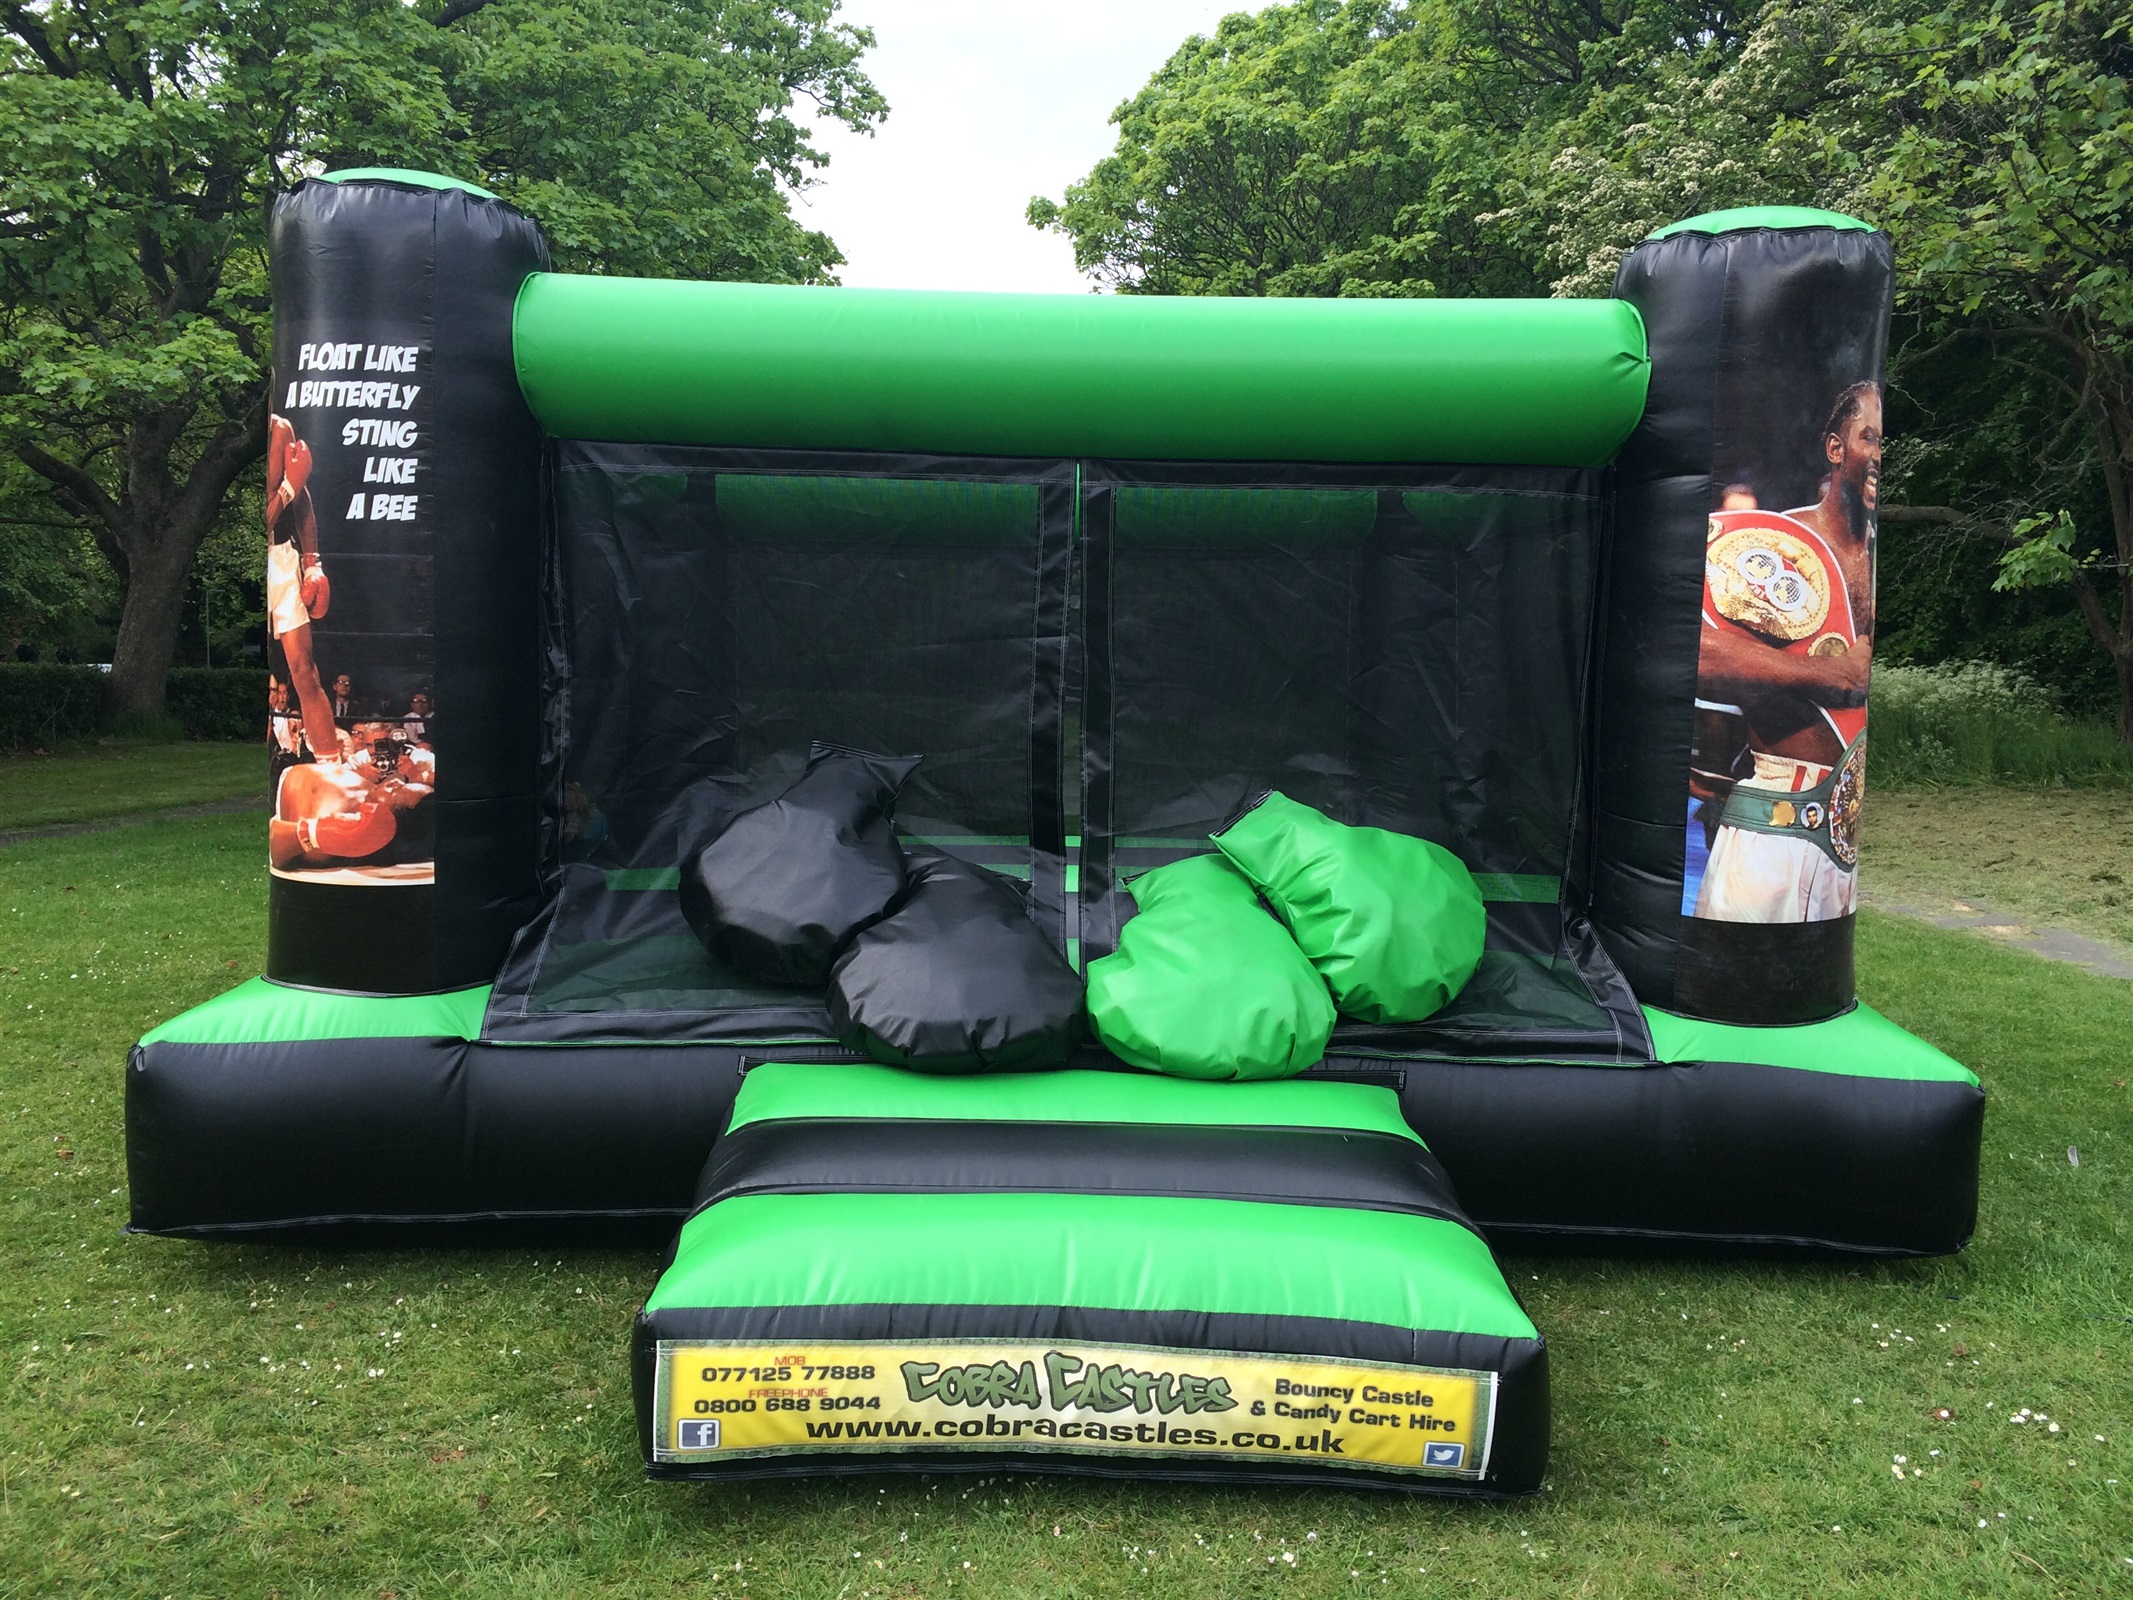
[0,664,263,746]
[165,667,266,741]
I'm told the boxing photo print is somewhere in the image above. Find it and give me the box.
[263,331,437,888]
[1682,345,1881,927]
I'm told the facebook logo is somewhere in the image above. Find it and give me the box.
[678,1419,721,1450]
[1423,1442,1466,1469]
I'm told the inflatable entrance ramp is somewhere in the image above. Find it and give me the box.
[635,1064,1547,1492]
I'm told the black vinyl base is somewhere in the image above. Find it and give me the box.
[125,1037,748,1236]
[1389,1055,1981,1255]
[126,1038,1981,1256]
[1672,912,1857,1025]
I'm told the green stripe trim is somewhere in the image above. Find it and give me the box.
[716,475,1039,547]
[649,1192,1534,1340]
[606,858,1031,892]
[319,167,498,199]
[731,1064,1419,1142]
[1091,847,1548,905]
[613,862,1529,899]
[605,867,681,891]
[1643,1003,1976,1084]
[1115,486,1376,548]
[1469,873,1558,904]
[140,978,490,1046]
[1648,206,1872,239]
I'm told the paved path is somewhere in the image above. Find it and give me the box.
[1862,887,2133,980]
[0,794,266,849]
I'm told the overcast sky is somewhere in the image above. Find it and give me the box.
[796,1,1237,294]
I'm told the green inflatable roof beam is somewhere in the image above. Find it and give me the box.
[513,277,1651,467]
[319,167,499,200]
[1647,206,1873,240]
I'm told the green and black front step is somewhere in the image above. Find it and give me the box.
[634,1064,1548,1493]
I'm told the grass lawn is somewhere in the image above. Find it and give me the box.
[1,810,2129,1597]
[0,741,264,833]
[1866,785,2133,958]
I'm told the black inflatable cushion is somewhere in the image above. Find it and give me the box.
[679,744,920,988]
[828,850,1085,1073]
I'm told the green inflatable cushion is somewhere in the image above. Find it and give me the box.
[1214,791,1485,1024]
[1085,854,1335,1080]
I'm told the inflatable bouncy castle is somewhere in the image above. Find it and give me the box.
[127,172,1983,1495]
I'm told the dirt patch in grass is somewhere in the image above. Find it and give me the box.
[1864,786,2133,958]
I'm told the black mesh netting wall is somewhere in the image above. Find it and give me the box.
[486,446,1645,1062]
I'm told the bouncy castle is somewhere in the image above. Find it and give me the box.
[126,171,1982,1494]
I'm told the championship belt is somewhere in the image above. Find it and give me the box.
[1717,735,1866,871]
[1704,509,1865,747]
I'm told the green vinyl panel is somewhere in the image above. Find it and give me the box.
[1644,1002,1976,1084]
[319,167,499,198]
[140,977,490,1046]
[649,1191,1535,1340]
[729,1063,1421,1142]
[514,276,1650,466]
[1647,206,1873,239]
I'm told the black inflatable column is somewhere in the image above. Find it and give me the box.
[264,172,549,993]
[1591,211,1891,1023]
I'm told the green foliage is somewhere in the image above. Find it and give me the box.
[1027,0,1781,299]
[1872,660,2133,785]
[1994,511,2083,593]
[449,0,885,282]
[1027,1,1544,298]
[1860,0,2131,342]
[0,458,113,659]
[1855,0,2133,728]
[1875,660,2059,722]
[1875,339,2117,710]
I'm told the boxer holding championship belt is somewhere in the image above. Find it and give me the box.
[1692,382,1879,923]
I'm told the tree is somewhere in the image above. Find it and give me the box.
[1028,0,1772,299]
[443,0,886,281]
[0,0,882,720]
[0,456,111,659]
[1026,1,1545,299]
[1855,0,2133,735]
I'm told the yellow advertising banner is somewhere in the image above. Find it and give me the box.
[653,1337,1496,1479]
